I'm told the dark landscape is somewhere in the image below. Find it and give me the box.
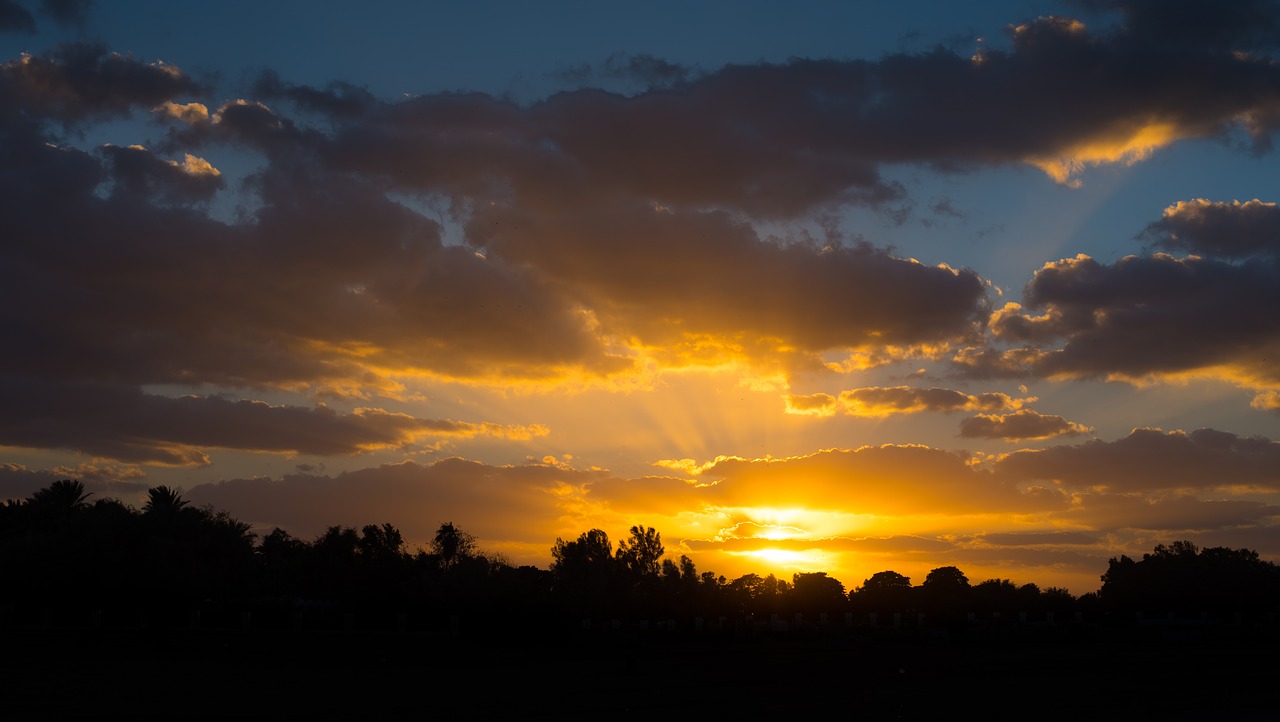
[4,480,1277,719]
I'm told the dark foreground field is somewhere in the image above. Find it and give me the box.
[4,622,1276,720]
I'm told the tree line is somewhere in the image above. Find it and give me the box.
[3,480,1279,628]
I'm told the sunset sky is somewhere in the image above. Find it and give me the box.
[3,0,1279,595]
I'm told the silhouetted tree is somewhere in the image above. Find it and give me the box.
[615,525,664,580]
[25,479,93,530]
[142,485,189,517]
[550,529,616,612]
[851,570,913,612]
[432,521,477,571]
[1100,540,1280,614]
[29,478,92,513]
[792,572,846,615]
[308,526,361,601]
[361,523,406,561]
[259,527,308,596]
[921,565,970,614]
[725,572,791,615]
[973,578,1020,615]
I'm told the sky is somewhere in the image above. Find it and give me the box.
[2,0,1279,595]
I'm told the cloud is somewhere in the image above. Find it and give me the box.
[7,3,1280,404]
[1055,492,1280,532]
[959,409,1093,440]
[0,1,35,33]
[0,461,147,503]
[459,205,988,367]
[783,393,838,416]
[551,52,695,94]
[716,520,812,540]
[0,42,201,123]
[0,377,547,465]
[153,100,209,124]
[39,0,92,29]
[1,150,628,393]
[982,251,1280,398]
[251,69,376,119]
[1082,0,1280,54]
[971,531,1099,547]
[995,427,1280,492]
[100,144,223,203]
[1252,390,1280,412]
[1141,198,1280,260]
[834,386,1026,417]
[785,385,1037,421]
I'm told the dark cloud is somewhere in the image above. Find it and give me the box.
[283,2,1280,362]
[837,535,959,554]
[983,252,1280,395]
[837,386,1023,416]
[464,202,987,356]
[1057,491,1280,531]
[930,197,964,218]
[552,53,695,93]
[995,427,1280,492]
[0,42,202,124]
[251,70,377,120]
[1,152,624,392]
[1140,198,1280,259]
[507,8,1280,203]
[39,0,91,29]
[973,531,1099,546]
[959,409,1093,440]
[0,377,547,465]
[0,461,148,503]
[1076,0,1280,53]
[983,198,1280,398]
[100,143,223,203]
[1187,524,1280,556]
[942,544,1106,574]
[0,0,35,33]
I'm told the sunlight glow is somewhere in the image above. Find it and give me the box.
[742,548,812,565]
[1028,121,1181,187]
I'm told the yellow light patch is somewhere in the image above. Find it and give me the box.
[744,548,811,565]
[1028,120,1182,186]
[154,101,210,123]
[783,393,837,416]
[177,153,220,176]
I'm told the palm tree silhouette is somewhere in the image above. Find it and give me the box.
[29,479,92,511]
[142,485,189,517]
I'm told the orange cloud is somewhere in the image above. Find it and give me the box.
[959,409,1093,441]
[836,386,1027,417]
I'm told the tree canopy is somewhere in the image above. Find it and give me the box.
[5,481,1279,627]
